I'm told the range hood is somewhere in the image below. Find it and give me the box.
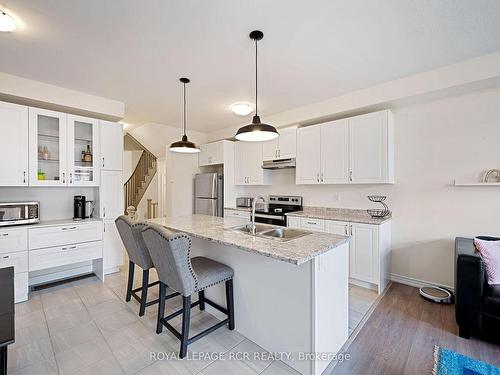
[262,158,296,170]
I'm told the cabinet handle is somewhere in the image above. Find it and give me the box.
[69,173,73,184]
[61,226,77,231]
[316,173,320,182]
[2,255,9,259]
[345,225,348,235]
[62,172,66,184]
[349,171,353,182]
[278,149,281,158]
[68,246,77,250]
[321,173,324,182]
[102,157,105,168]
[23,171,26,183]
[103,207,106,217]
[1,233,9,236]
[306,221,317,225]
[350,224,353,235]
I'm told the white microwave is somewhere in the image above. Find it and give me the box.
[0,202,40,227]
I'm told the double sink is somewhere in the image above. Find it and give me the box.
[227,224,312,242]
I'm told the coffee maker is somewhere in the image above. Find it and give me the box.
[73,196,86,221]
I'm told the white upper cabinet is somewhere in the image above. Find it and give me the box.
[296,125,321,184]
[0,102,29,186]
[67,115,100,186]
[296,110,394,185]
[234,141,270,185]
[199,140,225,166]
[262,128,296,161]
[321,119,350,184]
[349,111,394,184]
[100,121,123,171]
[29,108,68,186]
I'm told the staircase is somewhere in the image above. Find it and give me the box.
[124,133,157,213]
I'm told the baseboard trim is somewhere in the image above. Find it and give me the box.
[390,273,454,292]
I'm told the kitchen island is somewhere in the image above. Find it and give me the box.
[147,214,350,375]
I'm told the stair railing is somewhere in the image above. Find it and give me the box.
[124,148,157,212]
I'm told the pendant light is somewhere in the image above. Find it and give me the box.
[169,78,200,153]
[235,30,279,142]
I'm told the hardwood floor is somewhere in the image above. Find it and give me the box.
[332,283,500,375]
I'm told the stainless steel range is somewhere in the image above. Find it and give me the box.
[252,195,302,227]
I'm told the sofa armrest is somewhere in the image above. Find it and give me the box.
[454,237,485,332]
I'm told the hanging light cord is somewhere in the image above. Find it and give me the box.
[254,38,258,116]
[183,81,187,136]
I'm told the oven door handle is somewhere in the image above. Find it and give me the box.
[253,213,285,220]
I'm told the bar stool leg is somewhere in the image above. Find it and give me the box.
[198,291,205,311]
[139,269,149,316]
[225,279,235,330]
[179,295,191,358]
[157,282,166,334]
[126,261,135,302]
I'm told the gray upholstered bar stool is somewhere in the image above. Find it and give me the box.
[141,224,235,358]
[115,216,179,316]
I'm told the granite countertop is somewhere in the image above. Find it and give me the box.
[146,214,349,265]
[0,218,103,230]
[286,207,392,225]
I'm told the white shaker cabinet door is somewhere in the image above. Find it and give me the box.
[349,111,389,184]
[296,125,321,184]
[277,127,296,159]
[100,170,124,220]
[262,139,279,161]
[100,121,123,171]
[321,119,350,184]
[234,141,247,184]
[28,108,68,186]
[247,142,264,184]
[350,223,379,284]
[0,102,29,186]
[103,219,124,274]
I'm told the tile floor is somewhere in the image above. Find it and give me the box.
[8,268,378,375]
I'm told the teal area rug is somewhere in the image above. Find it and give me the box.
[433,346,500,375]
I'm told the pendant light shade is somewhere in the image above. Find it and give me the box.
[169,78,200,153]
[235,30,279,142]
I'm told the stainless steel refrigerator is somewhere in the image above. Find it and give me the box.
[194,173,223,217]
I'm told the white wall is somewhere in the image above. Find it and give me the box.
[123,150,142,183]
[228,87,500,288]
[0,72,124,121]
[0,187,97,221]
[127,122,207,217]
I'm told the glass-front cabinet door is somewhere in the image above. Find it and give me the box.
[67,115,99,186]
[28,108,67,186]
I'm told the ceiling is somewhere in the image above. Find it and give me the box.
[1,0,500,133]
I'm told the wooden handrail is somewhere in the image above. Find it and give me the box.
[124,147,157,213]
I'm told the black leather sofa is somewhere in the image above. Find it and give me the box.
[455,236,500,342]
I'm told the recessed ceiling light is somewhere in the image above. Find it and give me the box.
[230,102,254,116]
[0,11,17,32]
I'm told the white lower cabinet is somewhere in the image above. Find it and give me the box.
[289,216,391,293]
[29,221,102,250]
[0,227,29,302]
[349,223,378,285]
[103,220,124,273]
[0,220,108,303]
[29,241,102,272]
[15,272,29,303]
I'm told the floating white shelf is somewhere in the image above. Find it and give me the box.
[453,180,500,187]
